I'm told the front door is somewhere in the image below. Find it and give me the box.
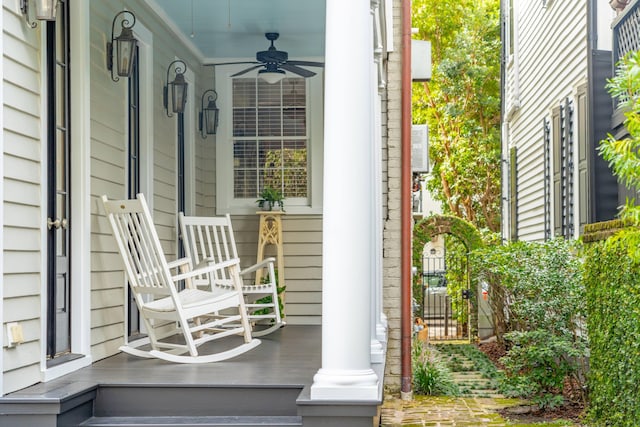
[46,0,71,360]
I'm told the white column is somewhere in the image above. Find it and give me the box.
[372,0,388,351]
[310,0,379,400]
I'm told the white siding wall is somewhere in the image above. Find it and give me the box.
[2,1,45,394]
[89,1,207,360]
[505,1,588,241]
[230,215,323,325]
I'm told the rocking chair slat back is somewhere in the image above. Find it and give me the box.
[180,214,238,288]
[103,196,175,296]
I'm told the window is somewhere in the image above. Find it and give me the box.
[216,69,323,215]
[232,78,308,199]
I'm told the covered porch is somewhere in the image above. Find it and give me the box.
[1,0,404,424]
[0,326,384,426]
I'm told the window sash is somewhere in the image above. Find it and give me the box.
[231,77,309,200]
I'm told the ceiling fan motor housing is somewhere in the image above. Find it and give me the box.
[257,49,288,64]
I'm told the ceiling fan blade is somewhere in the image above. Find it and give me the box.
[204,61,259,67]
[287,60,324,68]
[280,63,316,78]
[231,65,264,77]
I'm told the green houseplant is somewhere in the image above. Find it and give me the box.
[256,187,285,211]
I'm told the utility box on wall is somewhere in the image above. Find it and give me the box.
[411,39,432,81]
[411,124,429,173]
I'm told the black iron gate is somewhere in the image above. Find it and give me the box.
[421,248,470,341]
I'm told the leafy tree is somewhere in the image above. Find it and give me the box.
[412,0,501,231]
[599,50,640,224]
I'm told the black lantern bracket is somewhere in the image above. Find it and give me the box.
[164,59,188,117]
[20,0,37,28]
[107,10,137,82]
[199,89,220,138]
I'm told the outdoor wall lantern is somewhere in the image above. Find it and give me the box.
[20,0,58,28]
[199,90,219,137]
[164,60,189,117]
[107,10,138,82]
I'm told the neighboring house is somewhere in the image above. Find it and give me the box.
[0,0,412,424]
[611,0,640,204]
[501,0,620,242]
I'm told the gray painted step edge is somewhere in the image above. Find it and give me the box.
[80,415,303,426]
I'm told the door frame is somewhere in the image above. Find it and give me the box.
[124,19,155,347]
[40,0,92,381]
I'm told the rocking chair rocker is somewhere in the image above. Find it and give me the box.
[178,213,285,337]
[101,194,260,363]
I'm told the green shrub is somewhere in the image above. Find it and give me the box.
[584,230,640,426]
[499,330,586,409]
[472,238,588,404]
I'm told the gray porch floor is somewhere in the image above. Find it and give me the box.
[2,326,384,426]
[9,325,321,398]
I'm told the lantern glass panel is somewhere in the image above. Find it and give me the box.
[205,107,219,134]
[116,38,136,77]
[172,80,188,113]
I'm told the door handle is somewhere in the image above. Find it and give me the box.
[47,218,68,230]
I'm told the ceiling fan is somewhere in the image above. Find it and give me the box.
[207,33,324,83]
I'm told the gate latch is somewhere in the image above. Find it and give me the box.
[461,289,471,300]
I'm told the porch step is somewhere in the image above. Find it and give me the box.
[80,415,303,426]
[55,385,303,427]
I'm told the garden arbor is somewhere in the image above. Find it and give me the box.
[412,214,484,340]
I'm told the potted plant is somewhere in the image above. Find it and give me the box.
[256,187,285,211]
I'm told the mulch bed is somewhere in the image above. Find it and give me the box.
[499,402,585,425]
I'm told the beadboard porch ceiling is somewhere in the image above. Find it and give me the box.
[146,0,326,61]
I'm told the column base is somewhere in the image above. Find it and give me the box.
[376,322,387,344]
[371,339,385,364]
[310,368,380,400]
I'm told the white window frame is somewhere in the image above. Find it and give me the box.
[215,64,324,215]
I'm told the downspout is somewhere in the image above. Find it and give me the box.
[400,0,413,399]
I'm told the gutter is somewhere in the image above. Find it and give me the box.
[400,0,413,399]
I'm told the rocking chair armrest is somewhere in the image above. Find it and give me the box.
[167,257,192,270]
[194,257,216,270]
[240,257,276,276]
[172,258,241,282]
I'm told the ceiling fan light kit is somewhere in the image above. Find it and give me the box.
[259,68,286,84]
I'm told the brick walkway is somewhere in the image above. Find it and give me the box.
[380,394,524,426]
[380,343,579,426]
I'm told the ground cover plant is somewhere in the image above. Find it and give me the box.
[435,343,503,385]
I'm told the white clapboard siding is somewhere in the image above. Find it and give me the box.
[88,0,207,362]
[229,214,323,325]
[506,2,587,241]
[2,1,44,394]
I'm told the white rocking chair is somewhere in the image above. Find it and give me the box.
[178,213,285,337]
[101,194,260,363]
